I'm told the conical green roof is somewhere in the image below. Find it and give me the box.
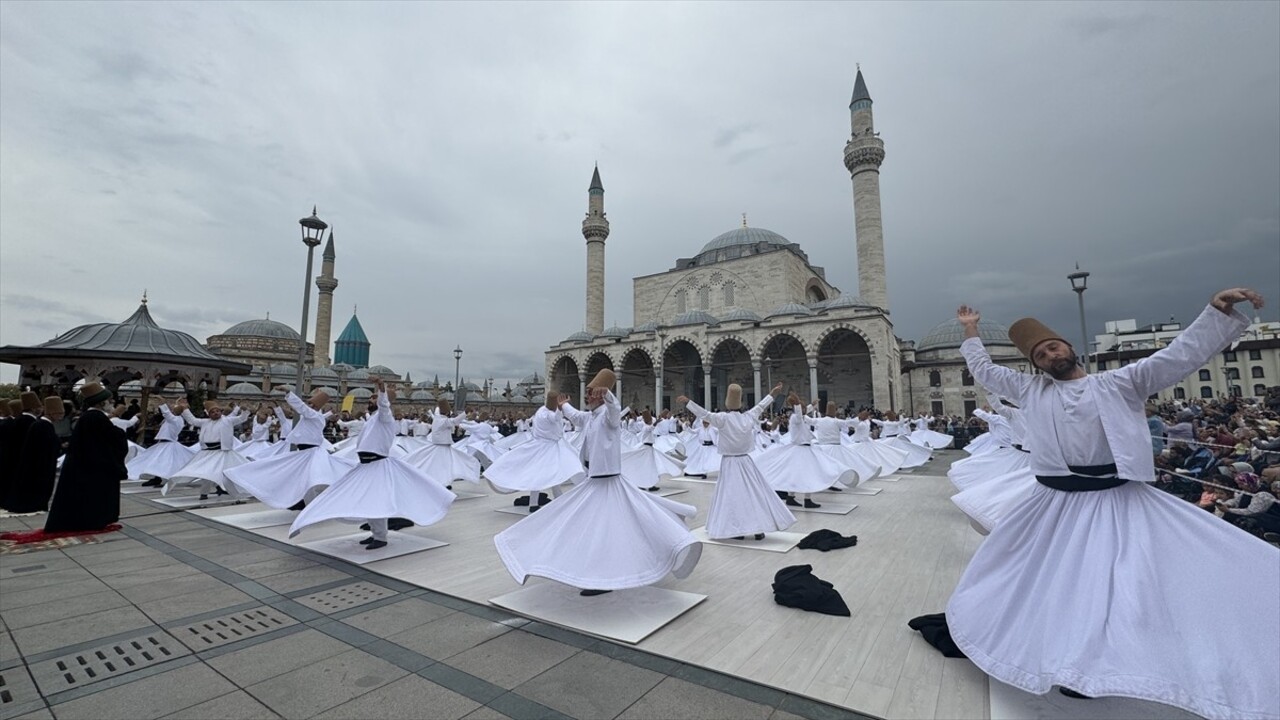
[337,314,369,344]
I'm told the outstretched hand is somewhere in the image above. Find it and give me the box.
[1211,288,1264,315]
[676,395,689,405]
[770,383,784,396]
[956,305,980,326]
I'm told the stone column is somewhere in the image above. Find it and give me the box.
[703,369,712,409]
[654,370,662,414]
[578,374,587,406]
[752,363,762,406]
[807,356,819,403]
[616,374,623,408]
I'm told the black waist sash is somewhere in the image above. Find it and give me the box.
[157,438,172,443]
[292,443,318,451]
[1012,444,1029,453]
[203,442,222,450]
[644,442,654,446]
[357,451,386,464]
[1036,463,1127,492]
[701,441,714,446]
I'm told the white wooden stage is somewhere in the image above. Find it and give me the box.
[187,454,990,719]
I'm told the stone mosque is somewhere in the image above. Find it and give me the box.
[546,69,1022,416]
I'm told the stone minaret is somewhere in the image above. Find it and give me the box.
[314,230,338,367]
[582,165,609,335]
[843,67,889,312]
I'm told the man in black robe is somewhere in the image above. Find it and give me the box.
[9,397,65,513]
[44,383,126,532]
[0,393,41,510]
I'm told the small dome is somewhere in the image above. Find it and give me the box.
[347,368,370,380]
[438,391,455,401]
[328,363,355,374]
[489,395,509,404]
[460,381,482,392]
[633,321,659,333]
[823,294,876,311]
[598,326,631,339]
[767,303,814,319]
[313,386,339,397]
[271,384,295,395]
[222,318,301,341]
[720,308,762,323]
[268,363,296,377]
[118,380,142,393]
[226,382,260,396]
[309,366,339,380]
[917,318,1014,352]
[671,310,718,326]
[563,331,595,344]
[698,226,791,256]
[347,387,373,399]
[519,372,542,384]
[367,364,396,377]
[414,380,435,388]
[410,389,433,401]
[161,381,186,394]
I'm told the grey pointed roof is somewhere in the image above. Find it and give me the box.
[850,69,871,108]
[0,302,250,374]
[589,166,604,193]
[323,230,336,261]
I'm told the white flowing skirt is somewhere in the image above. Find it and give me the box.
[812,444,880,487]
[332,440,408,460]
[466,438,507,467]
[289,457,456,538]
[224,447,357,509]
[166,449,251,495]
[124,441,142,463]
[885,436,931,468]
[653,435,684,458]
[683,442,720,476]
[494,474,702,590]
[909,428,954,450]
[843,436,908,476]
[964,432,997,456]
[402,443,482,486]
[948,446,1032,491]
[620,444,685,489]
[950,467,1038,533]
[947,481,1280,720]
[705,455,797,539]
[484,438,585,493]
[495,431,531,451]
[127,441,198,480]
[237,439,288,461]
[754,444,857,493]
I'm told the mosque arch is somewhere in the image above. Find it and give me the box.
[661,339,704,410]
[709,337,754,410]
[620,346,657,412]
[815,327,874,411]
[548,355,580,402]
[759,332,808,401]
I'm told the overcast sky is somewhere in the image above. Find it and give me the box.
[2,1,1277,387]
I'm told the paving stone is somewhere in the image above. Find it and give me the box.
[0,566,95,590]
[246,648,406,718]
[159,690,279,719]
[230,556,321,580]
[171,606,298,651]
[769,710,810,720]
[2,590,132,630]
[136,584,255,624]
[617,677,775,720]
[461,707,514,720]
[116,573,231,604]
[205,628,351,685]
[0,555,80,577]
[1,627,20,666]
[486,692,574,720]
[448,631,579,690]
[1,578,112,611]
[0,664,42,713]
[388,612,513,661]
[314,673,481,719]
[218,548,296,569]
[29,630,190,696]
[256,565,351,593]
[12,606,154,656]
[516,650,664,719]
[339,597,456,637]
[97,563,203,590]
[85,555,190,579]
[294,581,397,614]
[48,662,235,719]
[9,707,56,720]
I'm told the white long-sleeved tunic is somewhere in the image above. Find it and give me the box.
[560,391,622,476]
[284,392,326,447]
[685,396,773,456]
[156,405,185,442]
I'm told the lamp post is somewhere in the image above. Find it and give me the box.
[296,207,328,393]
[453,345,463,394]
[1068,264,1091,374]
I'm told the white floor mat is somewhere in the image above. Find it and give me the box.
[209,508,300,529]
[296,531,448,565]
[691,528,803,553]
[490,582,706,645]
[791,501,856,515]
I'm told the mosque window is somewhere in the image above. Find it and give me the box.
[929,370,941,387]
[723,283,735,306]
[961,369,975,386]
[698,287,710,310]
[1255,384,1267,396]
[1198,369,1211,381]
[676,290,686,314]
[1248,349,1262,360]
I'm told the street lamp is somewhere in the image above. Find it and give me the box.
[1068,264,1091,374]
[453,345,463,394]
[296,207,328,392]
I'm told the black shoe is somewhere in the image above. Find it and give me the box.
[776,491,789,500]
[215,488,228,496]
[908,613,947,631]
[199,494,208,500]
[288,500,306,511]
[579,589,612,596]
[528,505,541,513]
[446,485,452,490]
[514,496,530,506]
[647,486,660,492]
[364,539,388,550]
[785,497,801,507]
[359,536,375,545]
[1058,688,1092,700]
[828,486,843,492]
[359,522,371,531]
[804,499,821,509]
[142,478,163,487]
[753,533,765,540]
[387,517,413,531]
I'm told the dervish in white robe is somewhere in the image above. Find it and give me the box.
[810,407,882,487]
[684,384,795,540]
[402,407,481,487]
[840,413,908,476]
[494,371,700,594]
[754,402,856,507]
[907,414,953,449]
[620,413,685,491]
[915,294,1279,720]
[127,403,198,486]
[290,387,455,549]
[224,392,355,509]
[681,422,721,477]
[873,416,931,468]
[166,404,250,498]
[485,400,585,511]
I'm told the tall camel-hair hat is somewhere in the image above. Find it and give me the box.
[1008,318,1068,360]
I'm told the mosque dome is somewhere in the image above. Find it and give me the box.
[697,227,791,256]
[598,326,631,339]
[366,364,397,377]
[563,331,595,344]
[822,294,876,311]
[314,386,339,397]
[267,363,297,377]
[309,366,339,380]
[720,308,762,323]
[633,321,660,333]
[221,319,301,341]
[520,373,542,384]
[767,303,814,319]
[917,318,1014,353]
[671,310,719,327]
[460,381,482,392]
[410,389,433,401]
[347,387,373,399]
[225,382,260,396]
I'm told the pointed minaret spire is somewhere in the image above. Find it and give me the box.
[582,165,610,336]
[844,66,889,312]
[322,228,336,261]
[850,66,871,108]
